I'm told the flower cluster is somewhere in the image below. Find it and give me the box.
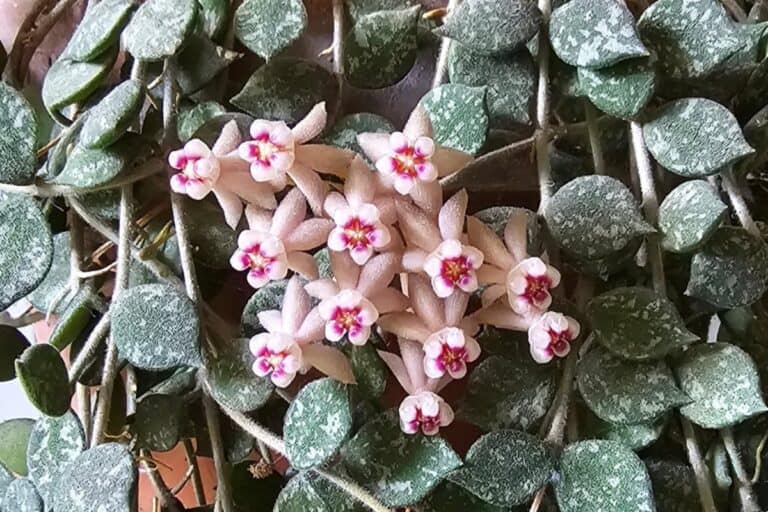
[168,103,580,435]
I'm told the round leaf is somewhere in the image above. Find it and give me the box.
[63,0,135,61]
[112,283,202,370]
[234,0,307,59]
[421,84,488,154]
[3,478,43,512]
[241,280,288,337]
[589,287,699,360]
[42,51,116,111]
[285,378,353,470]
[204,338,273,412]
[0,325,30,381]
[0,82,37,185]
[27,232,72,315]
[675,342,767,429]
[448,430,554,507]
[178,101,226,142]
[577,344,689,424]
[123,0,198,61]
[645,459,701,511]
[643,98,755,177]
[133,394,184,451]
[550,0,648,68]
[578,58,656,119]
[16,344,71,417]
[51,140,131,187]
[555,440,655,511]
[80,80,143,149]
[581,408,667,451]
[658,180,727,253]
[0,418,35,475]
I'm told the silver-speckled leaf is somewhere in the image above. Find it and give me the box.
[16,344,71,417]
[578,58,656,119]
[589,287,699,361]
[63,0,135,61]
[643,98,754,177]
[436,0,541,55]
[42,51,116,111]
[0,463,12,508]
[344,6,420,89]
[3,478,42,512]
[421,84,488,154]
[659,180,727,253]
[340,410,462,507]
[545,175,653,259]
[550,0,648,68]
[240,280,288,337]
[345,0,416,20]
[581,407,667,451]
[178,102,226,142]
[182,197,236,269]
[344,342,387,399]
[448,430,554,507]
[274,470,365,512]
[197,0,227,39]
[0,83,37,185]
[321,113,394,159]
[123,0,197,61]
[204,338,273,412]
[0,419,34,475]
[566,238,643,281]
[645,459,701,511]
[675,343,767,429]
[577,344,689,424]
[555,440,655,512]
[51,139,131,188]
[686,226,768,308]
[27,411,85,505]
[177,35,241,95]
[80,80,143,149]
[112,283,202,370]
[0,193,53,311]
[234,0,306,59]
[285,378,353,470]
[419,480,506,512]
[26,232,71,316]
[231,57,338,125]
[448,43,536,127]
[133,394,184,452]
[52,443,136,512]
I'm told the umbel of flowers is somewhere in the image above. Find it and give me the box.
[169,103,579,434]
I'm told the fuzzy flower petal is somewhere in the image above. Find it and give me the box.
[507,257,562,316]
[422,327,480,380]
[528,311,580,364]
[398,391,454,436]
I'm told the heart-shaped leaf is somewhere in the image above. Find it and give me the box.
[421,84,488,154]
[3,478,43,512]
[204,338,273,412]
[42,51,116,111]
[448,430,554,507]
[0,419,34,475]
[658,180,727,253]
[241,280,288,337]
[51,138,134,188]
[581,407,667,451]
[197,0,227,39]
[63,0,134,61]
[578,58,656,119]
[645,459,701,511]
[675,342,767,429]
[0,82,37,185]
[16,344,72,417]
[133,394,185,451]
[234,0,307,59]
[123,0,198,60]
[178,101,226,142]
[80,80,143,149]
[0,326,30,382]
[177,35,240,95]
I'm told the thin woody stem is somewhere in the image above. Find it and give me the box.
[722,427,761,512]
[432,0,460,89]
[721,169,761,237]
[182,438,207,505]
[535,0,554,214]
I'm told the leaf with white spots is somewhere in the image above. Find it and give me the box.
[123,0,198,61]
[177,35,241,95]
[0,326,29,382]
[27,232,73,316]
[448,430,554,507]
[555,440,655,512]
[26,411,85,505]
[241,280,288,337]
[344,6,420,89]
[589,287,699,361]
[42,51,117,111]
[197,0,227,39]
[51,138,133,188]
[659,180,727,253]
[675,342,767,429]
[581,407,667,451]
[63,0,135,61]
[344,342,387,399]
[686,227,768,309]
[0,83,37,185]
[545,175,653,260]
[567,238,643,281]
[112,283,202,370]
[643,98,754,177]
[578,58,656,119]
[16,344,72,417]
[52,443,136,512]
[645,459,701,511]
[204,338,273,412]
[340,410,462,507]
[419,480,507,512]
[285,378,353,470]
[436,0,541,55]
[345,0,416,20]
[550,0,648,68]
[235,0,306,59]
[3,478,43,512]
[577,344,689,424]
[321,113,394,162]
[178,102,226,142]
[421,84,488,154]
[274,470,365,512]
[0,419,34,475]
[133,394,185,452]
[80,80,143,149]
[0,463,12,508]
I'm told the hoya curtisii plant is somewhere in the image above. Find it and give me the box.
[1,0,768,510]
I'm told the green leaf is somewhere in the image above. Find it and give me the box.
[197,0,228,39]
[344,342,387,399]
[26,411,86,505]
[0,463,13,509]
[448,430,554,507]
[133,394,184,451]
[340,410,462,507]
[112,283,202,370]
[275,470,366,512]
[182,196,237,268]
[51,138,133,187]
[27,232,72,315]
[321,113,395,159]
[0,193,53,311]
[62,0,135,61]
[285,378,353,470]
[42,51,117,111]
[675,342,767,429]
[231,57,338,125]
[234,0,307,59]
[545,175,653,260]
[178,101,226,142]
[643,98,755,177]
[343,6,420,89]
[658,180,727,253]
[645,459,701,512]
[567,238,643,281]
[686,227,768,309]
[241,279,288,337]
[47,287,98,351]
[345,0,416,20]
[421,84,488,155]
[578,58,656,119]
[16,344,72,417]
[0,325,30,381]
[581,407,667,451]
[52,443,136,512]
[204,338,273,412]
[419,480,506,512]
[555,440,655,511]
[589,287,699,360]
[0,418,35,475]
[0,82,37,185]
[447,43,536,127]
[3,478,43,512]
[123,0,198,60]
[177,35,240,95]
[550,0,648,68]
[577,344,689,424]
[438,0,540,55]
[80,80,143,149]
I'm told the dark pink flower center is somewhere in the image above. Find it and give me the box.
[545,329,572,357]
[256,347,289,375]
[246,133,286,167]
[409,408,440,432]
[342,217,375,248]
[523,274,552,304]
[332,307,362,332]
[435,344,468,372]
[392,146,428,178]
[440,256,473,285]
[243,244,276,274]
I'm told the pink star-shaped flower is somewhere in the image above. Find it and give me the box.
[528,312,580,364]
[398,391,454,436]
[423,239,484,298]
[169,140,221,200]
[375,132,437,195]
[422,327,481,380]
[327,203,392,265]
[507,257,562,316]
[250,332,302,388]
[229,230,288,289]
[318,289,379,346]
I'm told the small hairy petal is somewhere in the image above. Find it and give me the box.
[438,189,468,241]
[291,102,327,144]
